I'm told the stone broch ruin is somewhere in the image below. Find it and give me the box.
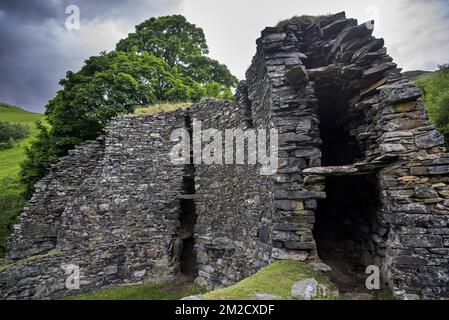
[1,12,448,300]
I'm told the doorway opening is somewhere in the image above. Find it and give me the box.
[180,236,197,276]
[179,196,197,277]
[317,92,363,166]
[313,173,388,295]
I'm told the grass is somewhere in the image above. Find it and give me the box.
[64,261,338,300]
[413,73,436,82]
[203,261,339,300]
[0,103,43,178]
[64,281,205,300]
[0,103,44,256]
[276,14,328,28]
[133,102,192,116]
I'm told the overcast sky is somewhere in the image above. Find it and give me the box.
[0,0,448,113]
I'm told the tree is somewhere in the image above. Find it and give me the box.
[46,51,203,146]
[117,15,208,68]
[21,15,238,197]
[21,122,59,198]
[117,15,237,89]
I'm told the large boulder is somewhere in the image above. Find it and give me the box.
[291,278,318,300]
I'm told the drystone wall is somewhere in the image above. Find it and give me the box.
[0,12,448,300]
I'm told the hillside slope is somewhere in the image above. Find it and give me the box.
[0,104,43,177]
[402,70,435,82]
[0,103,43,255]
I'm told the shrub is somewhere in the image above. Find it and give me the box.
[0,121,30,144]
[0,137,15,150]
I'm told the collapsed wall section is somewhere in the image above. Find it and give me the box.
[56,114,188,280]
[0,112,189,299]
[7,139,105,260]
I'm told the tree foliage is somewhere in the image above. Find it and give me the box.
[416,65,449,147]
[117,15,237,93]
[20,15,238,197]
[117,15,209,68]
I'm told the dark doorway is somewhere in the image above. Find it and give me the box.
[317,93,363,166]
[313,173,387,294]
[180,237,197,276]
[179,197,198,277]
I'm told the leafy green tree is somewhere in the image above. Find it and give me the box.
[46,51,202,145]
[21,122,59,197]
[117,15,208,67]
[117,15,237,88]
[21,15,238,197]
[181,55,238,87]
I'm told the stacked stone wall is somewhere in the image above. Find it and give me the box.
[192,99,274,290]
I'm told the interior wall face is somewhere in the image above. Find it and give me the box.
[192,99,274,290]
[314,175,383,259]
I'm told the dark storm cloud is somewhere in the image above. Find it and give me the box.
[0,0,181,113]
[0,0,58,20]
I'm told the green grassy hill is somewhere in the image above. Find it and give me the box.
[0,104,43,178]
[0,103,43,255]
